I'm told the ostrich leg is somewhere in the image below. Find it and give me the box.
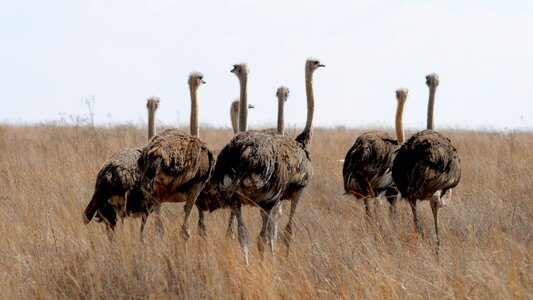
[409,198,423,238]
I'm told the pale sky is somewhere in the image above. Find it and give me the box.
[1,0,532,131]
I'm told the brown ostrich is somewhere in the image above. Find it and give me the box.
[224,86,290,238]
[391,73,461,255]
[206,59,324,265]
[83,97,160,234]
[137,72,214,238]
[342,89,408,217]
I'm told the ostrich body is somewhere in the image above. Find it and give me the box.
[391,73,461,255]
[83,148,144,231]
[206,59,324,265]
[83,97,160,232]
[223,86,290,238]
[342,89,407,216]
[138,73,214,238]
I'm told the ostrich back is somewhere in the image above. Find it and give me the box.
[343,131,398,198]
[261,128,280,135]
[138,128,214,204]
[392,130,461,200]
[212,130,311,209]
[84,148,142,223]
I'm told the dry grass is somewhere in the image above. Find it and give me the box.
[0,124,531,299]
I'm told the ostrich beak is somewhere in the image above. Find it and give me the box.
[318,64,325,68]
[248,104,255,109]
[202,80,206,84]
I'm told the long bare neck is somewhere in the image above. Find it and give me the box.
[427,85,437,130]
[238,76,248,132]
[277,97,285,135]
[189,84,199,137]
[230,103,239,134]
[395,100,406,144]
[148,105,157,140]
[297,69,315,146]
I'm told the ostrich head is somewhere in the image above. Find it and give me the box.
[231,63,249,81]
[426,73,440,88]
[306,58,325,72]
[188,72,206,88]
[231,100,239,113]
[276,86,289,102]
[146,96,160,110]
[395,88,408,104]
[195,181,224,212]
[231,100,255,111]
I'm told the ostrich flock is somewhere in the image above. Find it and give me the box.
[83,58,461,265]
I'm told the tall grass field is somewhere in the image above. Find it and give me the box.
[0,124,531,298]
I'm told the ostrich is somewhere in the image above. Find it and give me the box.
[391,73,461,255]
[342,89,408,217]
[137,72,214,238]
[224,86,290,238]
[83,97,160,233]
[261,86,289,135]
[207,59,324,265]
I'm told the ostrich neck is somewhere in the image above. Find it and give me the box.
[238,76,248,132]
[189,85,199,137]
[230,105,239,134]
[395,100,406,145]
[148,106,157,140]
[277,97,285,135]
[302,70,315,142]
[426,86,437,130]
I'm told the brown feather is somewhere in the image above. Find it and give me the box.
[211,130,311,210]
[138,128,214,206]
[83,148,144,228]
[343,131,398,198]
[392,129,461,201]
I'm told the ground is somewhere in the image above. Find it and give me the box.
[0,124,531,298]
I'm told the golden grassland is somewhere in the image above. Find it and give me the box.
[0,124,531,299]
